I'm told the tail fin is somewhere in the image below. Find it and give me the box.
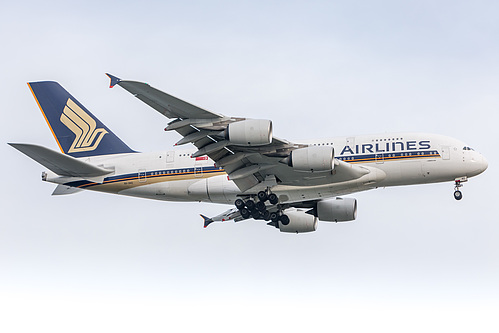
[28,81,135,158]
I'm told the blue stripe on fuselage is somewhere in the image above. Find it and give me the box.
[65,166,226,189]
[337,149,440,163]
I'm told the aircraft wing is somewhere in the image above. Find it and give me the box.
[107,74,374,192]
[107,74,222,120]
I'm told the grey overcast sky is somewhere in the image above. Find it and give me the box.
[1,1,497,332]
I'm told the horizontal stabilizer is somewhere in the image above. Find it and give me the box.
[52,184,83,195]
[200,208,243,228]
[9,143,113,179]
[200,214,214,228]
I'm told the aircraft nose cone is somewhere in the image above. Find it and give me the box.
[466,152,488,177]
[480,155,488,173]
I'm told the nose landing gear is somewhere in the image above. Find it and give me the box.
[453,177,467,200]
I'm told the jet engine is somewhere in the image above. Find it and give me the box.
[226,119,273,146]
[278,208,318,233]
[287,146,334,172]
[316,198,357,222]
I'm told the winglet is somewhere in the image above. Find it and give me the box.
[200,214,214,228]
[105,73,121,88]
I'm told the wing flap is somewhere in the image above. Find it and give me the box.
[232,175,260,192]
[175,130,222,146]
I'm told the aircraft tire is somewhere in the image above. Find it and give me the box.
[257,191,268,202]
[251,209,261,219]
[270,212,279,222]
[279,214,290,225]
[256,201,266,212]
[268,193,279,205]
[454,190,463,200]
[240,208,251,219]
[235,198,245,210]
[245,199,256,210]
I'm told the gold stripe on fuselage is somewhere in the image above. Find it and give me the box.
[77,168,226,193]
[347,153,440,164]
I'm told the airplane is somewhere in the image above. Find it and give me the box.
[9,74,488,233]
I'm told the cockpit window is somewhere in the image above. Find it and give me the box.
[463,146,474,151]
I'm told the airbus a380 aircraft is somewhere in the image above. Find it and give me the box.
[9,74,488,233]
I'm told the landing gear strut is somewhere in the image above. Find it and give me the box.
[454,179,464,200]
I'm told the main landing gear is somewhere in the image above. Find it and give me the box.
[453,177,467,200]
[234,191,288,224]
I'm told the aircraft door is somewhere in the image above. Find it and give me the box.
[375,153,384,164]
[194,166,203,178]
[138,169,147,183]
[194,157,204,178]
[166,151,174,163]
[441,146,450,160]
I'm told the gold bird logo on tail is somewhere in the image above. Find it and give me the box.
[60,98,108,153]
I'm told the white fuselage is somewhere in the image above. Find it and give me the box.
[44,133,488,205]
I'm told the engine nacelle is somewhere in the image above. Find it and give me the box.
[226,119,273,146]
[317,198,357,222]
[278,209,318,233]
[288,146,334,172]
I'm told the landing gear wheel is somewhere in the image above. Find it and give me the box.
[251,209,261,219]
[279,214,290,225]
[257,191,268,202]
[454,179,464,201]
[235,198,245,210]
[262,210,271,221]
[268,193,279,205]
[255,201,266,212]
[245,199,255,210]
[270,212,279,223]
[240,208,250,219]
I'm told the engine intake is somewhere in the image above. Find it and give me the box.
[316,198,357,222]
[226,119,273,146]
[288,146,334,172]
[278,209,318,233]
